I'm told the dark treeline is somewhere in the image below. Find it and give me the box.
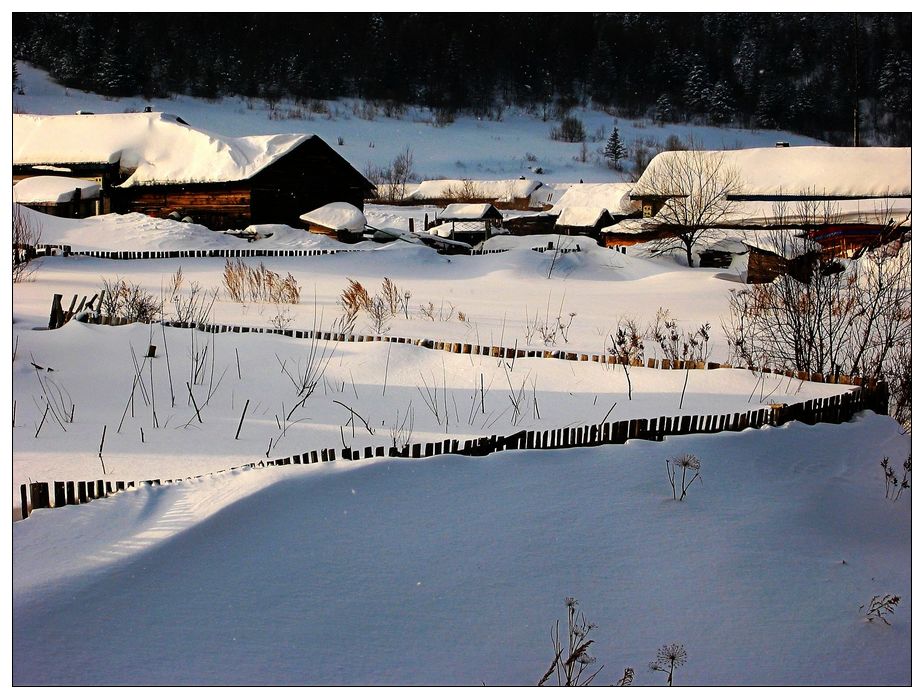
[13,13,911,145]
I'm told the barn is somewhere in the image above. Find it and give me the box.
[13,112,375,230]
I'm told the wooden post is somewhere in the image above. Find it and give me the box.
[53,481,66,507]
[20,483,29,518]
[49,293,65,330]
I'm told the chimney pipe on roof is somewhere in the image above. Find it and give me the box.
[775,141,790,147]
[144,106,152,113]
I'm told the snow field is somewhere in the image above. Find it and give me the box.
[13,413,910,685]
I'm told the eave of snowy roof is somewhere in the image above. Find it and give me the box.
[299,202,366,232]
[439,203,496,219]
[549,182,638,216]
[633,147,911,199]
[13,112,310,187]
[555,207,610,228]
[741,230,821,259]
[407,178,542,200]
[13,175,100,203]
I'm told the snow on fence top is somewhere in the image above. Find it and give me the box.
[405,178,542,201]
[13,175,100,203]
[633,146,911,199]
[13,112,309,187]
[299,202,366,232]
[549,182,638,216]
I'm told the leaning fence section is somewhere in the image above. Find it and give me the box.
[18,385,877,519]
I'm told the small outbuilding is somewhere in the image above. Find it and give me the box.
[13,175,101,218]
[299,202,367,243]
[553,207,615,241]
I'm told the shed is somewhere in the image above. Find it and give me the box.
[13,175,100,218]
[553,207,615,241]
[299,202,367,242]
[431,203,505,245]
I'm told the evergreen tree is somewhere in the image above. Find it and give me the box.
[604,125,627,168]
[654,93,675,124]
[708,80,734,124]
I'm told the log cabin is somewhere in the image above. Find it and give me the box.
[13,112,375,230]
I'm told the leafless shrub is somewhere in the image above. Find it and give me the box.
[440,179,485,200]
[367,146,416,201]
[538,597,631,687]
[13,204,42,282]
[650,308,710,363]
[390,402,415,451]
[649,643,687,686]
[861,594,901,625]
[270,305,295,331]
[608,318,645,400]
[419,301,437,321]
[166,267,218,325]
[550,114,586,143]
[880,455,911,501]
[665,454,702,501]
[368,295,391,334]
[100,278,161,323]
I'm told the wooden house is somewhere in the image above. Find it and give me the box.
[628,146,911,263]
[13,112,375,230]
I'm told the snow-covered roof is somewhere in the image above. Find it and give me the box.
[438,203,499,220]
[715,197,912,227]
[633,147,911,199]
[13,175,100,203]
[549,182,638,216]
[13,112,310,187]
[299,202,366,232]
[406,178,542,201]
[555,207,611,228]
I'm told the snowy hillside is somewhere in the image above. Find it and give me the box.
[13,63,825,184]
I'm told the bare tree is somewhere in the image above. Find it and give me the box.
[13,204,41,282]
[638,147,742,267]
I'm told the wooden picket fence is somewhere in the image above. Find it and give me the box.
[18,384,882,519]
[72,313,881,391]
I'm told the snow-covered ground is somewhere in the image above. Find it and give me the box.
[11,67,910,687]
[14,62,824,184]
[13,413,911,685]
